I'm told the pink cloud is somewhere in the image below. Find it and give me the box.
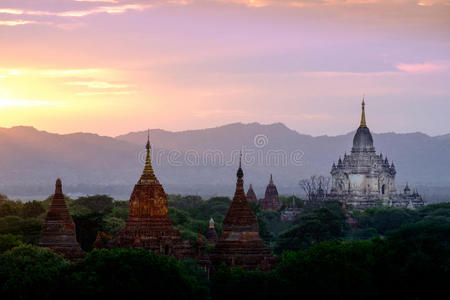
[58,4,151,17]
[0,19,42,26]
[396,61,450,73]
[0,3,151,18]
[56,22,85,30]
[74,0,118,3]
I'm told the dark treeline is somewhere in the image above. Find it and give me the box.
[0,193,449,299]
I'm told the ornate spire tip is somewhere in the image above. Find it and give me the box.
[360,96,367,128]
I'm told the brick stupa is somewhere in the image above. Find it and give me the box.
[113,135,191,258]
[260,174,282,210]
[39,179,84,261]
[205,218,218,245]
[246,184,258,203]
[210,156,275,271]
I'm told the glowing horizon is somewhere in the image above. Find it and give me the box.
[1,0,449,137]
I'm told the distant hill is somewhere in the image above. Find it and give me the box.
[1,123,449,202]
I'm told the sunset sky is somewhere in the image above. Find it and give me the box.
[0,0,449,137]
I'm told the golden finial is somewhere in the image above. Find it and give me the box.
[140,129,157,184]
[360,95,367,128]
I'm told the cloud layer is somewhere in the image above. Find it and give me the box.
[0,0,449,136]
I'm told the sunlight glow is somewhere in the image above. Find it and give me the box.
[0,99,54,107]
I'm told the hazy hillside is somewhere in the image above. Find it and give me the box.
[1,123,449,201]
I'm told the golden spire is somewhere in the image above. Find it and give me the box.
[140,130,157,184]
[360,96,367,128]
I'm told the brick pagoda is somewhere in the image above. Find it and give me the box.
[205,218,218,245]
[210,156,275,271]
[260,175,282,210]
[39,179,84,261]
[246,184,258,203]
[113,135,191,258]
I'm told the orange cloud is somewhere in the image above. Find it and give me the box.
[66,81,130,89]
[75,91,136,96]
[0,8,24,15]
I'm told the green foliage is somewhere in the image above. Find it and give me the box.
[22,200,46,218]
[0,216,23,235]
[0,234,22,253]
[354,207,419,235]
[0,216,42,244]
[169,207,190,226]
[279,195,304,208]
[0,198,46,221]
[187,219,209,234]
[19,218,43,244]
[278,240,381,299]
[0,195,447,300]
[275,203,346,253]
[258,210,290,239]
[72,212,105,251]
[68,202,92,216]
[180,229,200,244]
[0,244,69,300]
[175,217,209,244]
[0,200,22,217]
[351,227,378,240]
[103,216,125,235]
[211,266,284,300]
[169,195,204,210]
[110,205,129,220]
[193,197,230,218]
[63,249,208,300]
[167,196,230,240]
[72,194,114,214]
[381,219,450,299]
[257,213,274,244]
[248,201,261,215]
[0,247,208,300]
[416,202,450,221]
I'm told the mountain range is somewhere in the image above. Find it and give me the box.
[1,123,449,202]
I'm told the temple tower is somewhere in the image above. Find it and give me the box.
[329,98,423,208]
[260,175,282,210]
[113,134,191,258]
[246,184,258,203]
[205,218,218,245]
[40,179,84,261]
[210,155,275,271]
